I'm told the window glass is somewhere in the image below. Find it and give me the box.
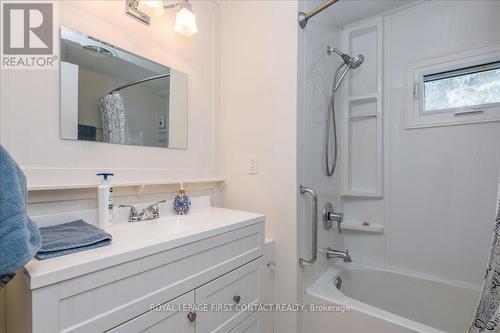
[423,62,500,112]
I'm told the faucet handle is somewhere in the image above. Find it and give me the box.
[336,213,344,234]
[145,200,166,212]
[119,204,140,222]
[143,200,167,219]
[323,203,344,233]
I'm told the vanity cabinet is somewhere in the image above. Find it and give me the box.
[110,258,263,333]
[6,208,265,333]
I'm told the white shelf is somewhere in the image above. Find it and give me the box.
[348,93,380,103]
[342,220,384,233]
[28,178,225,192]
[340,17,383,199]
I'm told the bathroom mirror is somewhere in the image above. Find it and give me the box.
[60,26,188,149]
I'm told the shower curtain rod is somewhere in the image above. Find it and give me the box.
[298,0,339,29]
[109,73,171,94]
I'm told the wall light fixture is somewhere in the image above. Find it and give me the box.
[125,0,198,37]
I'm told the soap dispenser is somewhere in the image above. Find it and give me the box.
[97,173,114,229]
[173,182,191,215]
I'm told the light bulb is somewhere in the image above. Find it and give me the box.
[174,7,198,37]
[143,0,160,8]
[138,0,164,19]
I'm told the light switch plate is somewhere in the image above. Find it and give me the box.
[248,155,258,175]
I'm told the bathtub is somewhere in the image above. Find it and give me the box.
[304,264,481,333]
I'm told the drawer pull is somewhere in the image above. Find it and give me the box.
[187,311,197,322]
[233,295,241,304]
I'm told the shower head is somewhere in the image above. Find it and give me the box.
[327,46,364,69]
[348,54,364,69]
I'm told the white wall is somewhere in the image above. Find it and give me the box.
[0,0,220,187]
[341,0,500,285]
[60,62,79,140]
[168,70,188,148]
[218,1,299,332]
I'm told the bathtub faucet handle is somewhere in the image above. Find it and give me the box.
[323,202,344,233]
[335,213,344,233]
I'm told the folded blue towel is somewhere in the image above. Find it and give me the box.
[36,220,112,260]
[0,145,41,288]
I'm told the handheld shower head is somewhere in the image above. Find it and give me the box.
[327,46,364,69]
[349,54,364,69]
[325,45,365,178]
[326,45,365,92]
[332,54,364,92]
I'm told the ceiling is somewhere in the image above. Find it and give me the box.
[328,0,421,26]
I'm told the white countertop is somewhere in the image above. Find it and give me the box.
[25,207,265,289]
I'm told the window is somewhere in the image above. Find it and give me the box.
[405,45,500,129]
[423,61,500,113]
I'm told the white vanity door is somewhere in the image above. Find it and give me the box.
[195,258,263,333]
[229,312,262,333]
[107,291,195,333]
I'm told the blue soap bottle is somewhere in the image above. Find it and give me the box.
[173,182,191,215]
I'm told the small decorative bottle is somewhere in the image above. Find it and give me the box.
[173,182,191,215]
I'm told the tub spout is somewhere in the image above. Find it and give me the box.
[326,247,352,263]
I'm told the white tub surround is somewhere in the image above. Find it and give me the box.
[305,264,481,333]
[6,206,265,333]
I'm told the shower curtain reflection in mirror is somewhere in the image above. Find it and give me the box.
[99,92,130,145]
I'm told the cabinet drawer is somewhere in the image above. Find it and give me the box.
[56,223,264,333]
[229,312,262,333]
[107,291,195,333]
[195,258,263,333]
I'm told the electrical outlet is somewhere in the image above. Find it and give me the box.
[248,155,258,175]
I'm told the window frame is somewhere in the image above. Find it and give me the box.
[405,44,500,129]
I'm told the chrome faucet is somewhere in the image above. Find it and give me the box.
[323,202,344,233]
[119,200,166,222]
[326,247,352,263]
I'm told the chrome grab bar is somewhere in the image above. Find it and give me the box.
[299,185,318,266]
